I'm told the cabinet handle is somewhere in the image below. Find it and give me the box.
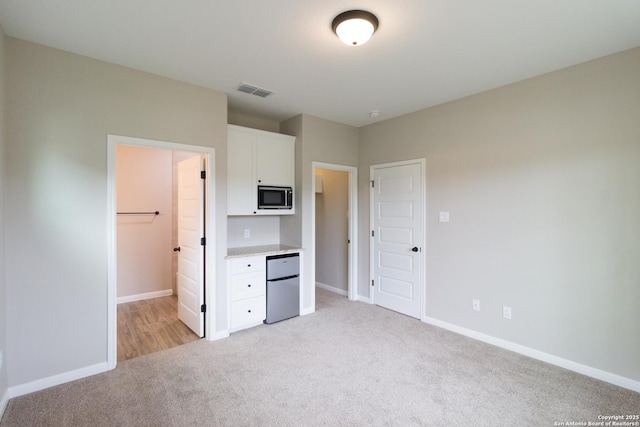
[247,264,251,267]
[247,284,252,287]
[248,310,252,313]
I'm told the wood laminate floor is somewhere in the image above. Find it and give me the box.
[117,295,200,362]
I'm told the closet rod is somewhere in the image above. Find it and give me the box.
[117,211,160,215]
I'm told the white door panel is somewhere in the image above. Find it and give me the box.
[177,155,205,337]
[379,201,414,217]
[372,161,423,319]
[379,252,413,272]
[379,227,413,245]
[379,276,414,298]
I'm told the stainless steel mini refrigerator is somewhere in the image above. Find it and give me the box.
[265,253,300,324]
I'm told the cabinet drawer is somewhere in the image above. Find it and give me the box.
[231,296,266,328]
[230,256,265,274]
[231,272,265,301]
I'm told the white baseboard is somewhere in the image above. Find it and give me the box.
[0,388,9,420]
[117,289,173,304]
[315,282,348,297]
[7,362,111,400]
[301,307,315,316]
[356,295,371,304]
[422,316,640,393]
[209,330,230,341]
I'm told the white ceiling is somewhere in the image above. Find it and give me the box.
[1,1,639,127]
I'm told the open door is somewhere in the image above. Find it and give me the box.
[177,155,205,337]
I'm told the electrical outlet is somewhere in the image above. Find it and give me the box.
[503,306,512,320]
[472,299,480,311]
[244,229,250,239]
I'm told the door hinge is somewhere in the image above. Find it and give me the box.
[200,304,206,313]
[371,180,375,188]
[371,279,375,287]
[201,237,206,246]
[200,170,206,179]
[371,230,375,237]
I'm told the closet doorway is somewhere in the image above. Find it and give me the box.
[116,145,201,362]
[107,135,215,368]
[312,163,358,302]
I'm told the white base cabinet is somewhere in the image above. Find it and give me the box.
[227,125,295,216]
[229,256,266,331]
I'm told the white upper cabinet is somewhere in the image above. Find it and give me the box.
[227,125,295,216]
[256,133,295,187]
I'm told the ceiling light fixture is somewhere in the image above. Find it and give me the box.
[332,10,379,46]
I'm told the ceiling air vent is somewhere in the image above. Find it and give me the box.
[236,83,273,98]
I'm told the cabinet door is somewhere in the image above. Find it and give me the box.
[230,272,265,301]
[229,255,265,274]
[231,296,266,328]
[256,134,295,187]
[227,129,256,215]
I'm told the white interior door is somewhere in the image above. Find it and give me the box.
[177,155,205,337]
[371,160,424,319]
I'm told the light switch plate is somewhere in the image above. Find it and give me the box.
[439,212,450,223]
[503,306,512,319]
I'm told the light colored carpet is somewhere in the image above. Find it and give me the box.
[2,288,638,426]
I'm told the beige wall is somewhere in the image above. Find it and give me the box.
[281,114,358,312]
[5,38,228,387]
[358,47,640,381]
[116,145,173,298]
[228,111,280,133]
[315,169,349,292]
[0,23,8,400]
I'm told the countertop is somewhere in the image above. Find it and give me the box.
[225,244,303,259]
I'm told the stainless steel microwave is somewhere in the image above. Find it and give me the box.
[258,186,293,210]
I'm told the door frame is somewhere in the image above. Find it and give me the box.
[369,158,426,319]
[106,134,215,369]
[311,162,358,301]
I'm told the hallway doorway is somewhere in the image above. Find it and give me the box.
[315,169,349,296]
[311,162,358,302]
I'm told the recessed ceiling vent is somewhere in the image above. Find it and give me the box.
[236,83,273,98]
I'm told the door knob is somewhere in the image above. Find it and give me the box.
[173,247,181,252]
[411,247,419,252]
